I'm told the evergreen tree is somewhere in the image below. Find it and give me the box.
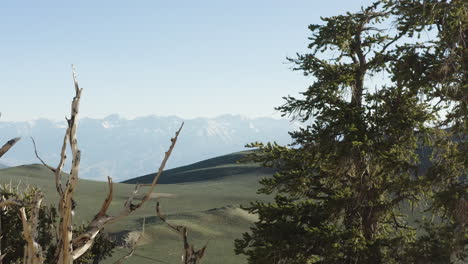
[388,0,467,262]
[235,1,466,263]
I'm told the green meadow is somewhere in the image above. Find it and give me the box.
[0,151,272,264]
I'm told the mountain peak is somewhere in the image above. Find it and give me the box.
[0,115,293,181]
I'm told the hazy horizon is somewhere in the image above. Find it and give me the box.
[1,0,375,122]
[0,112,291,123]
[0,114,295,180]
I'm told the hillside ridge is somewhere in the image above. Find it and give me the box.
[123,150,272,184]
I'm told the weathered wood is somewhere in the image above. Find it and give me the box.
[55,65,83,264]
[17,66,185,264]
[20,193,44,264]
[156,202,207,264]
[0,137,20,159]
[72,123,183,260]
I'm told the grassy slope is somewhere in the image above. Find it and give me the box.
[123,151,273,184]
[0,151,271,264]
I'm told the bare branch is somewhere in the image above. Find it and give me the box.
[72,124,183,259]
[56,65,83,264]
[156,202,184,233]
[119,123,184,214]
[72,65,80,95]
[54,128,69,196]
[20,192,44,264]
[156,202,207,264]
[17,66,185,263]
[31,137,56,173]
[71,177,114,254]
[96,176,114,218]
[0,137,20,159]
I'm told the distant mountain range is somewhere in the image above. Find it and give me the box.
[0,114,294,181]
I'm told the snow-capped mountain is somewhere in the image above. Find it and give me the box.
[0,114,294,181]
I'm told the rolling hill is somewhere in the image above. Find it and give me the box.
[0,114,292,181]
[123,150,272,184]
[0,151,272,264]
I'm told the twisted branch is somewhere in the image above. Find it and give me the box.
[19,192,44,264]
[71,123,184,260]
[156,202,207,264]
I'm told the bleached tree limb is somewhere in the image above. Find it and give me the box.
[71,123,183,260]
[114,122,184,217]
[54,129,69,196]
[0,137,20,159]
[55,65,83,264]
[31,135,67,195]
[96,176,114,219]
[71,177,114,259]
[11,66,184,264]
[20,193,44,264]
[156,202,207,264]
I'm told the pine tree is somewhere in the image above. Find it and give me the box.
[387,0,467,262]
[235,1,466,263]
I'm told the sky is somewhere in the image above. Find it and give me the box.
[0,0,376,121]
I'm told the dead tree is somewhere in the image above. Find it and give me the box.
[156,202,207,264]
[25,66,185,264]
[19,192,44,264]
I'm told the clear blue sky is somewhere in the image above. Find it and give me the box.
[0,0,374,121]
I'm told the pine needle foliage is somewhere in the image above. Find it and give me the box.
[235,1,467,263]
